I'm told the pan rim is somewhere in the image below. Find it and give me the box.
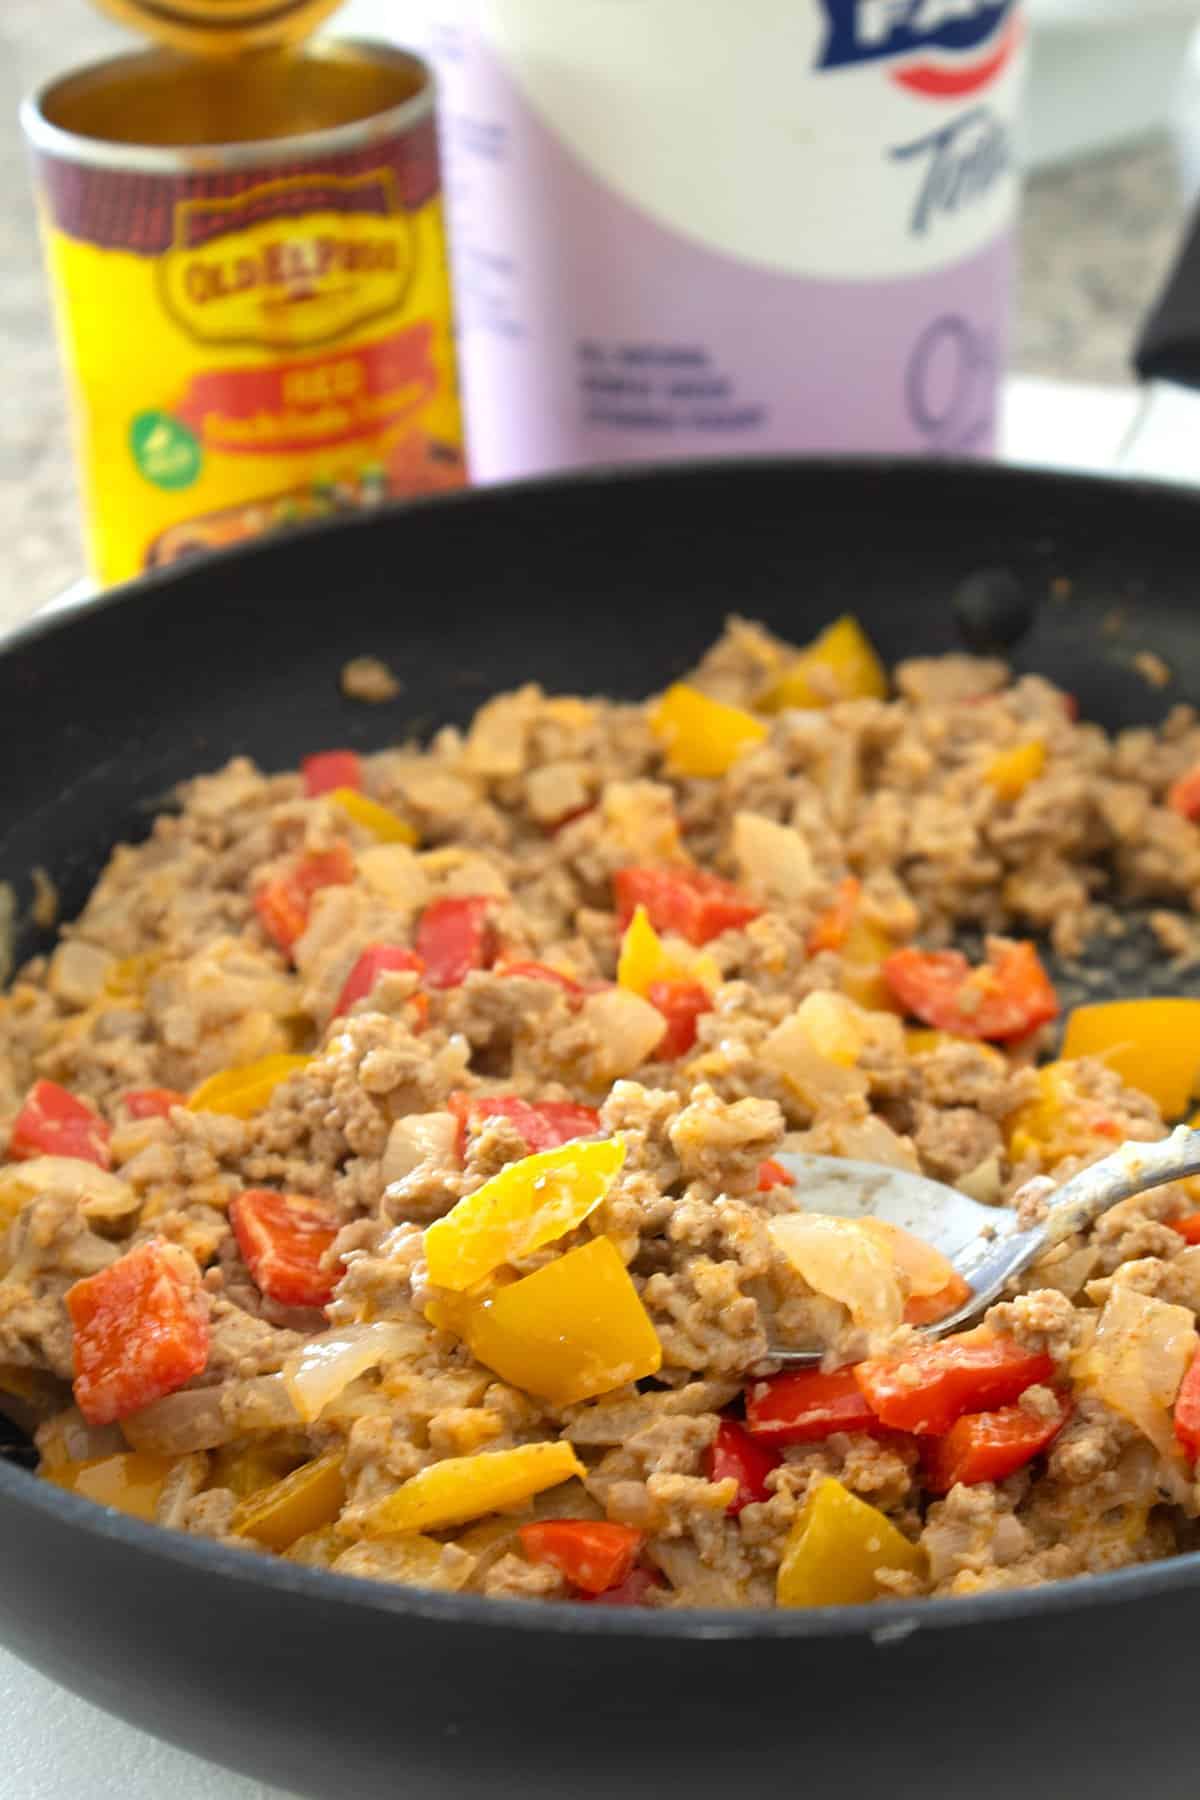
[6,452,1200,1646]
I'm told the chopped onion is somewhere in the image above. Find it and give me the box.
[760,1013,868,1107]
[732,812,814,902]
[121,1385,231,1454]
[1075,1285,1198,1461]
[48,940,115,1006]
[0,1157,139,1222]
[858,1217,959,1299]
[824,1115,919,1173]
[284,1320,426,1424]
[381,1112,458,1186]
[37,1406,124,1465]
[769,1213,903,1335]
[582,988,670,1080]
[354,844,431,915]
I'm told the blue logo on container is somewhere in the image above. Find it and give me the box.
[818,1,1018,98]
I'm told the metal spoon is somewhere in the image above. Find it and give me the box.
[769,1124,1200,1367]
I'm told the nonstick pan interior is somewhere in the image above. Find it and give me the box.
[5,457,1200,1800]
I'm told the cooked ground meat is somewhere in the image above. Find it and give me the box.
[5,616,1200,1613]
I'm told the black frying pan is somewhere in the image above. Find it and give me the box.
[4,459,1200,1800]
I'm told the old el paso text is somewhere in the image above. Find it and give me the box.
[182,234,401,305]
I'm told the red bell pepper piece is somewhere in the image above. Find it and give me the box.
[584,1566,663,1607]
[756,1158,795,1192]
[230,1189,342,1309]
[123,1087,186,1121]
[707,1418,781,1513]
[1174,1350,1200,1460]
[923,1395,1071,1494]
[414,896,497,988]
[66,1239,209,1426]
[882,940,1059,1042]
[902,1271,974,1327]
[613,866,760,947]
[334,944,424,1017]
[1174,1214,1200,1246]
[8,1079,111,1169]
[1168,767,1200,822]
[807,876,861,954]
[447,1093,601,1161]
[646,979,712,1059]
[494,960,585,1001]
[518,1520,644,1595]
[854,1330,1054,1437]
[254,843,355,953]
[744,1367,882,1446]
[302,750,363,797]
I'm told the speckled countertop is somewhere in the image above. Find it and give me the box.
[0,0,1191,627]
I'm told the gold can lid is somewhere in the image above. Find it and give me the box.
[92,0,346,56]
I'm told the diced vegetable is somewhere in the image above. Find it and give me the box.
[123,1087,186,1121]
[808,877,861,954]
[1075,1285,1197,1460]
[646,979,713,1060]
[1174,1214,1200,1246]
[230,1189,341,1308]
[8,1080,111,1169]
[776,1477,923,1607]
[614,866,760,947]
[856,1218,971,1326]
[66,1239,210,1426]
[1173,1347,1200,1459]
[41,1450,175,1522]
[648,683,768,777]
[854,1331,1054,1437]
[581,988,669,1078]
[1006,1060,1123,1169]
[283,1320,425,1424]
[732,812,815,902]
[883,941,1059,1042]
[757,1158,795,1191]
[254,843,355,951]
[232,1452,347,1551]
[302,750,362,796]
[424,1138,625,1292]
[362,1442,585,1537]
[330,787,417,846]
[616,904,720,1002]
[447,1093,601,1161]
[494,960,585,999]
[745,1368,881,1446]
[838,911,897,1012]
[415,895,497,988]
[769,1214,904,1336]
[585,1567,663,1607]
[984,740,1046,802]
[1167,766,1200,821]
[923,1396,1070,1494]
[902,1274,973,1326]
[334,944,424,1017]
[518,1520,644,1594]
[758,616,887,713]
[1059,999,1200,1120]
[211,1441,302,1502]
[186,1053,312,1119]
[707,1418,782,1511]
[437,1235,662,1405]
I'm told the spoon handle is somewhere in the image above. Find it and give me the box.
[1036,1124,1200,1250]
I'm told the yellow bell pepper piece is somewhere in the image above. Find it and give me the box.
[759,616,887,713]
[42,1452,175,1523]
[1060,999,1200,1121]
[616,904,721,1001]
[104,951,163,998]
[648,683,768,778]
[1007,1061,1123,1168]
[984,739,1047,802]
[211,1441,304,1502]
[777,1476,925,1607]
[441,1235,663,1405]
[362,1441,585,1537]
[231,1451,346,1551]
[284,1525,343,1568]
[424,1138,625,1293]
[187,1052,313,1119]
[330,787,418,846]
[838,914,897,1013]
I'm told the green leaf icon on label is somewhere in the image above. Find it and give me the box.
[129,411,202,491]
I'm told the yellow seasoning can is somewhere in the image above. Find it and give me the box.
[21,29,466,585]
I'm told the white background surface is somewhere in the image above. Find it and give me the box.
[2,371,1196,1800]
